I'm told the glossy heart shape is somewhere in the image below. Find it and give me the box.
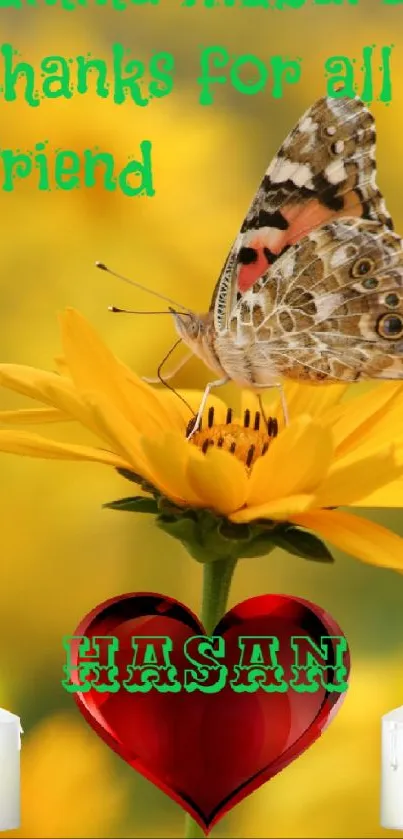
[70,592,349,832]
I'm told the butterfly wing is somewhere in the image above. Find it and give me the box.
[231,218,403,384]
[213,95,393,334]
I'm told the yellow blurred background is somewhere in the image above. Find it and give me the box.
[1,1,403,835]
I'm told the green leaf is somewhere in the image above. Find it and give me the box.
[103,496,159,514]
[273,526,334,563]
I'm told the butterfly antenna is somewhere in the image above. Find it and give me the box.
[108,306,189,315]
[156,338,196,418]
[96,262,192,314]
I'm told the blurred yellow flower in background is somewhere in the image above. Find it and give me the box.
[3,713,129,839]
[0,309,403,570]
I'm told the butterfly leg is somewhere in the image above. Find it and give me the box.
[186,376,230,440]
[258,383,289,427]
[257,394,270,430]
[142,351,193,384]
[277,383,289,427]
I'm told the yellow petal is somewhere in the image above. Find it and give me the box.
[323,381,403,455]
[54,355,71,377]
[314,444,403,507]
[285,381,348,422]
[0,431,129,468]
[0,364,100,436]
[60,309,169,436]
[186,446,248,516]
[0,408,70,424]
[81,393,156,482]
[230,493,315,523]
[350,479,403,507]
[122,365,188,432]
[247,416,333,506]
[343,393,403,455]
[248,382,346,433]
[140,433,203,505]
[0,363,74,406]
[290,508,403,569]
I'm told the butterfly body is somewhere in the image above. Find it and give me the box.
[172,95,403,419]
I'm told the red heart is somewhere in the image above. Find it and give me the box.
[69,593,349,833]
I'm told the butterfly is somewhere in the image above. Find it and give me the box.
[169,95,403,433]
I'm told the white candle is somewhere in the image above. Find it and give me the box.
[381,705,403,830]
[0,708,22,832]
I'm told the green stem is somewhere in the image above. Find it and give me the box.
[184,816,206,839]
[201,557,238,634]
[184,557,238,839]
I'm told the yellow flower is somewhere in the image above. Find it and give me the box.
[5,712,128,839]
[0,308,403,568]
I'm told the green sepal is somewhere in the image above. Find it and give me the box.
[273,526,334,563]
[155,514,205,561]
[156,508,277,563]
[156,510,334,564]
[103,496,159,514]
[157,497,196,517]
[116,468,157,495]
[109,477,333,565]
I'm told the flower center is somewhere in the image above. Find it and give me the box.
[186,407,278,468]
